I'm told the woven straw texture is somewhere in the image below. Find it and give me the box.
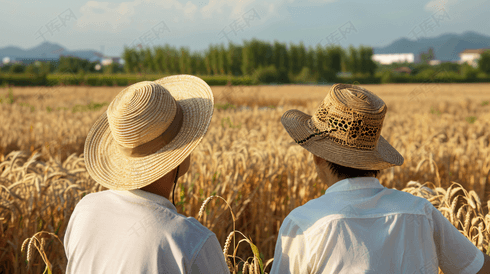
[281,83,404,170]
[84,75,214,190]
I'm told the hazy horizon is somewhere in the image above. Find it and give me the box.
[0,0,488,57]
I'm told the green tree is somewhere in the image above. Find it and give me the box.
[420,47,435,64]
[326,46,343,74]
[314,45,336,82]
[461,63,478,79]
[228,43,243,76]
[154,47,167,74]
[240,39,273,75]
[437,62,460,73]
[10,63,26,74]
[241,41,255,75]
[57,56,91,73]
[297,42,306,72]
[305,46,315,72]
[252,65,279,84]
[25,64,40,75]
[347,46,360,74]
[272,41,289,77]
[142,48,156,73]
[188,52,202,75]
[217,44,228,75]
[289,43,300,75]
[103,62,123,74]
[39,61,56,74]
[164,45,179,74]
[122,47,140,73]
[1,64,12,73]
[179,47,191,74]
[478,50,490,74]
[315,45,326,77]
[358,46,376,76]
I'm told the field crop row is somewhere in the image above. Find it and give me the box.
[1,83,490,273]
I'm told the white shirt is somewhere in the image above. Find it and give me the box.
[64,189,229,274]
[270,177,484,274]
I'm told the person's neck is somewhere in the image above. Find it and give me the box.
[140,170,177,199]
[325,175,376,188]
[325,175,345,188]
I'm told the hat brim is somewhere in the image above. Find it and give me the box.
[84,75,214,190]
[281,109,404,170]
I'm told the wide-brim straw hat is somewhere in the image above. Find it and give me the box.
[281,83,403,170]
[84,75,213,190]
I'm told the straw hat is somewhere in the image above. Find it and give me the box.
[84,75,214,190]
[281,83,403,170]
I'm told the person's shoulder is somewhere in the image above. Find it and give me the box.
[73,190,114,207]
[179,216,215,238]
[386,187,435,206]
[161,215,217,259]
[282,196,329,230]
[382,187,437,215]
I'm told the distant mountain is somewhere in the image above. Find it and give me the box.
[0,41,103,62]
[373,31,490,61]
[3,32,490,63]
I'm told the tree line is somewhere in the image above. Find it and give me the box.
[5,38,490,84]
[122,39,377,83]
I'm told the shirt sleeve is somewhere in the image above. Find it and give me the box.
[190,234,230,274]
[431,206,484,274]
[270,217,310,274]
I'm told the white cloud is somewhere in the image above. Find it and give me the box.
[77,1,135,30]
[424,0,457,11]
[76,0,198,31]
[288,0,337,5]
[75,0,337,33]
[198,0,336,20]
[183,2,198,18]
[200,0,258,19]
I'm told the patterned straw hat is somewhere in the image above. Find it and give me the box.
[281,83,403,170]
[84,75,214,190]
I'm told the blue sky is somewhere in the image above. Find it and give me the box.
[0,0,488,57]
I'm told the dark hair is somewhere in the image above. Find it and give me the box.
[325,160,380,179]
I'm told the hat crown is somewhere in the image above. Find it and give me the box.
[107,81,177,148]
[332,84,385,112]
[310,84,387,150]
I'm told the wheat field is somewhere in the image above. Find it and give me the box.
[1,83,490,273]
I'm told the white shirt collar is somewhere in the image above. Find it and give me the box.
[110,189,177,212]
[324,177,384,194]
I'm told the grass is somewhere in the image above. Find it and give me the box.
[0,88,16,104]
[216,102,237,110]
[71,101,108,113]
[466,116,477,123]
[430,106,442,115]
[221,117,242,129]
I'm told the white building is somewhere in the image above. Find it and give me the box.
[372,53,414,65]
[429,60,441,66]
[101,57,121,66]
[459,49,488,67]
